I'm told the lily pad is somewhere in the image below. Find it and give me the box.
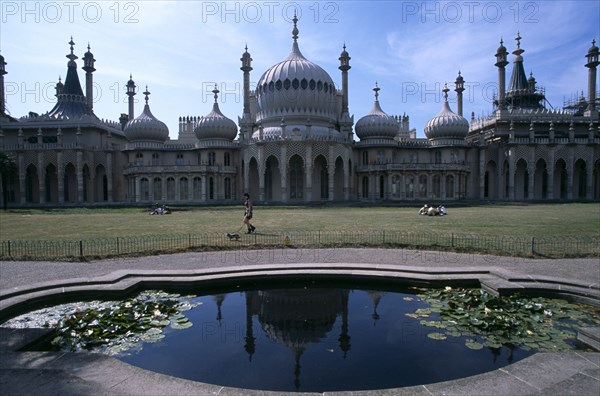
[465,340,484,350]
[427,332,448,340]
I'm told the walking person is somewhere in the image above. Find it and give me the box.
[243,193,256,234]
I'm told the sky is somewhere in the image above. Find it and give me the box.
[1,0,599,139]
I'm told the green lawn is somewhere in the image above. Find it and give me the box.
[1,203,598,240]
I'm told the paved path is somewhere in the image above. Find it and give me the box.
[1,248,599,395]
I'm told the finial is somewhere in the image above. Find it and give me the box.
[515,32,521,49]
[593,39,596,47]
[373,82,380,101]
[245,43,248,52]
[292,12,299,42]
[212,83,219,103]
[143,86,150,105]
[343,43,346,51]
[69,36,75,54]
[500,38,504,46]
[442,83,449,101]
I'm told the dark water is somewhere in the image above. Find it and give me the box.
[117,283,533,392]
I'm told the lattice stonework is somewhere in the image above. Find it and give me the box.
[331,145,350,165]
[93,152,107,169]
[44,151,57,166]
[573,145,592,163]
[263,143,282,162]
[312,142,329,160]
[63,151,78,167]
[554,146,569,165]
[534,146,550,164]
[512,146,530,164]
[286,142,307,162]
[23,152,37,169]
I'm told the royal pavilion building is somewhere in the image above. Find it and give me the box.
[0,21,598,207]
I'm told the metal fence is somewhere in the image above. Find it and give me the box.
[1,231,598,260]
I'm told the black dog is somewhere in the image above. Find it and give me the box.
[226,232,241,241]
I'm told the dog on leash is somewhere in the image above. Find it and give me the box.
[226,232,241,241]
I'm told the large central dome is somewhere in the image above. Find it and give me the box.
[254,16,339,136]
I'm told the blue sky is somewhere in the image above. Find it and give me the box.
[2,0,599,138]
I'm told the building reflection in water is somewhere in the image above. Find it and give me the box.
[241,288,360,390]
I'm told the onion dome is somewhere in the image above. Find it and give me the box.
[355,83,399,140]
[194,85,238,141]
[254,14,338,131]
[424,84,469,141]
[124,87,169,143]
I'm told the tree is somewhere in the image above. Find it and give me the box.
[0,151,17,210]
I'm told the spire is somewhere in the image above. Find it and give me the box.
[508,32,527,92]
[373,81,380,102]
[292,12,299,42]
[143,85,150,105]
[442,83,449,102]
[47,37,86,118]
[506,33,545,109]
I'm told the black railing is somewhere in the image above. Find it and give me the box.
[1,231,597,261]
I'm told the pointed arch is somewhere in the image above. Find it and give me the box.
[265,155,281,201]
[334,156,344,201]
[248,157,260,199]
[94,164,107,202]
[289,155,304,200]
[25,164,39,203]
[313,155,328,200]
[45,163,58,203]
[573,159,587,199]
[533,159,547,199]
[484,160,498,199]
[82,164,91,202]
[64,163,77,203]
[554,159,567,199]
[514,158,528,200]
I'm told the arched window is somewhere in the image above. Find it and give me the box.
[224,152,231,167]
[289,156,304,199]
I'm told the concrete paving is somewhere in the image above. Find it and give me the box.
[0,248,599,395]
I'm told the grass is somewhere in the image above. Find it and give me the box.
[0,203,598,259]
[1,203,598,240]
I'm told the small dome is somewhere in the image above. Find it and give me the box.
[588,39,598,55]
[125,88,169,143]
[496,38,507,53]
[424,86,469,141]
[355,84,398,140]
[194,86,237,141]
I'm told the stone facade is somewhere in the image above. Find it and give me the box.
[0,29,598,207]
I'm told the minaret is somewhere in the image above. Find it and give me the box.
[0,52,7,116]
[55,77,64,97]
[495,38,509,111]
[585,39,599,115]
[82,43,96,115]
[454,70,464,117]
[339,44,351,115]
[126,74,136,120]
[240,45,252,116]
